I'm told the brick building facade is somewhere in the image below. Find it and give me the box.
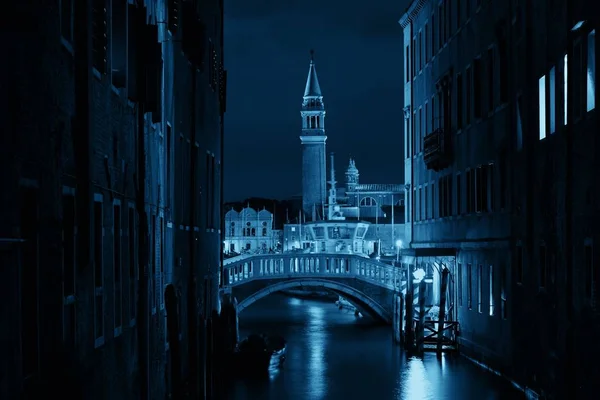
[0,0,226,399]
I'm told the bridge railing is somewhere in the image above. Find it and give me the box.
[222,253,406,292]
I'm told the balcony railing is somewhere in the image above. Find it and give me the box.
[423,128,451,171]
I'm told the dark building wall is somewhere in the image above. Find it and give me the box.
[401,0,598,397]
[0,0,226,399]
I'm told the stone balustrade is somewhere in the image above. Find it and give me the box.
[223,253,407,293]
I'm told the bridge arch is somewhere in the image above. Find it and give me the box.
[235,278,391,323]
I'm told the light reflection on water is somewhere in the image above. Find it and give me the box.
[226,294,524,400]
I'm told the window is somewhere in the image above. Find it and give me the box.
[467,263,472,309]
[360,197,378,207]
[60,0,74,45]
[412,111,416,156]
[466,66,472,124]
[446,0,451,39]
[515,243,523,284]
[92,0,108,74]
[456,173,462,214]
[111,0,127,88]
[425,103,429,137]
[539,243,547,288]
[418,188,422,221]
[473,58,482,118]
[128,206,136,323]
[113,201,122,336]
[564,54,568,125]
[424,23,429,63]
[431,95,436,130]
[167,125,172,207]
[151,215,156,313]
[488,163,495,212]
[206,152,212,227]
[487,47,495,112]
[587,30,596,111]
[466,169,473,213]
[457,73,463,129]
[62,189,76,348]
[431,183,435,219]
[431,14,436,55]
[412,37,416,79]
[20,185,40,377]
[94,194,104,347]
[477,264,483,313]
[539,75,547,140]
[419,30,423,71]
[489,265,494,316]
[405,45,410,82]
[424,186,429,220]
[574,41,583,119]
[458,263,463,306]
[499,152,507,209]
[475,165,486,213]
[418,107,423,153]
[160,217,165,310]
[456,0,461,27]
[501,264,508,319]
[438,4,444,50]
[412,189,416,222]
[549,66,556,134]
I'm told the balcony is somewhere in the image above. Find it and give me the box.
[423,128,451,171]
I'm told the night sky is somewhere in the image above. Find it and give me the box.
[224,0,408,202]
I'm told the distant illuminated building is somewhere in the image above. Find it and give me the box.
[224,206,279,254]
[293,52,406,255]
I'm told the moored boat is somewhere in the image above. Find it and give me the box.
[229,334,287,378]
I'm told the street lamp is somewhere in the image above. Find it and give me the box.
[413,267,426,283]
[395,239,403,265]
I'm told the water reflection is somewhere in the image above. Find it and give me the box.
[228,294,524,400]
[306,306,327,399]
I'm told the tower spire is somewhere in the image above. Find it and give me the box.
[304,50,322,97]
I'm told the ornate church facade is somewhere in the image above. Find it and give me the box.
[223,206,280,254]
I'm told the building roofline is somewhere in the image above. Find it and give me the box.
[398,0,428,28]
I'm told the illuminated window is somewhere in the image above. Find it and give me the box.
[564,54,568,125]
[477,264,483,313]
[489,265,494,316]
[549,66,556,134]
[539,75,547,140]
[587,30,596,112]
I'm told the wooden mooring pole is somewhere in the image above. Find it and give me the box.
[437,268,450,355]
[417,279,426,353]
[404,268,414,351]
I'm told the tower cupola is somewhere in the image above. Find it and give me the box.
[345,158,359,192]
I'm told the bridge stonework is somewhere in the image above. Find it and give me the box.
[221,253,407,325]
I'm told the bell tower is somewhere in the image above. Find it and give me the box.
[300,50,327,220]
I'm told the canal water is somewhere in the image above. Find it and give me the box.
[226,294,525,400]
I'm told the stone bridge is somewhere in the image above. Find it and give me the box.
[221,253,406,323]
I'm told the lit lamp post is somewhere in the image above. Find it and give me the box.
[413,267,426,284]
[395,239,403,266]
